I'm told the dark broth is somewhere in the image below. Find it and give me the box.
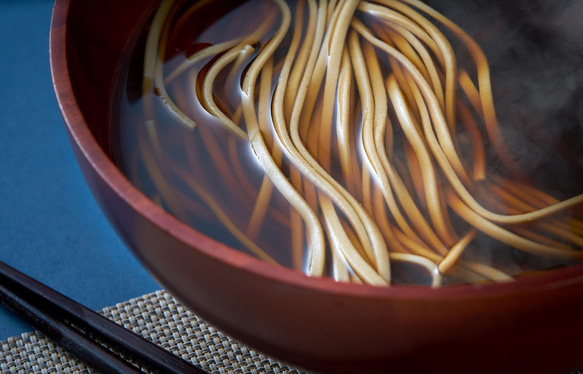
[111,0,583,286]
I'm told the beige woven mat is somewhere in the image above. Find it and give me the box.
[2,290,582,374]
[0,290,308,374]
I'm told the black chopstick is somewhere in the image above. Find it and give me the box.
[0,261,208,374]
[0,280,143,373]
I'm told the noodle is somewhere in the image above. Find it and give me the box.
[122,0,583,286]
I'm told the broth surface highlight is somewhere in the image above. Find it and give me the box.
[112,0,583,286]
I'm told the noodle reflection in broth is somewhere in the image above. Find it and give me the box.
[113,0,583,287]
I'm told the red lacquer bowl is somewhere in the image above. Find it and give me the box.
[50,1,583,373]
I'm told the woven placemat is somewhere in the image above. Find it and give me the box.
[2,291,582,374]
[0,290,308,374]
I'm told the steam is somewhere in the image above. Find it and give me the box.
[431,0,583,194]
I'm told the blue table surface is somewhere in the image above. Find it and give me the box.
[0,0,160,340]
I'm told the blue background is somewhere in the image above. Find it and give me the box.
[0,0,160,340]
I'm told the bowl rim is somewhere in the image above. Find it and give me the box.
[49,0,583,302]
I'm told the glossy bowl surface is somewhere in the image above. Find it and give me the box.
[50,1,583,373]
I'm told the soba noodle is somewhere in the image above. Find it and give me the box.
[123,0,583,287]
